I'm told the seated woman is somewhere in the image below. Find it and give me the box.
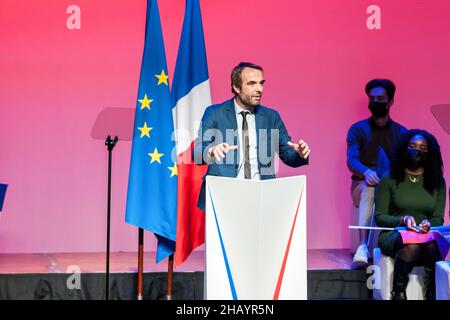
[375,129,446,300]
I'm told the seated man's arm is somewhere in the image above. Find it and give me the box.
[347,125,377,183]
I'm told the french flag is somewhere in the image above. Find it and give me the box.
[171,0,211,266]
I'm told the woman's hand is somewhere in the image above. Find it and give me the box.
[418,219,431,233]
[403,216,418,232]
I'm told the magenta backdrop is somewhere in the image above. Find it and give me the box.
[1,0,449,256]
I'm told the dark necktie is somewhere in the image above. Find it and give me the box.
[241,111,251,179]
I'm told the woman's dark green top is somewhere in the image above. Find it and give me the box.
[374,173,446,257]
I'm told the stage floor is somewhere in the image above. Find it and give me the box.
[0,249,371,300]
[0,249,354,274]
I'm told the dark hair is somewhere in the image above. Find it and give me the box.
[390,129,444,194]
[365,79,396,102]
[231,62,264,94]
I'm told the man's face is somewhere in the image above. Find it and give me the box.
[234,67,265,108]
[368,87,392,106]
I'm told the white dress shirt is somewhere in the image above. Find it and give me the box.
[234,99,261,180]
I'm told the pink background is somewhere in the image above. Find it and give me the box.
[1,0,449,258]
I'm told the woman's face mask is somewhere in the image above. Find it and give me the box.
[405,148,428,170]
[405,134,428,170]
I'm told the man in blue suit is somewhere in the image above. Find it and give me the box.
[193,62,311,211]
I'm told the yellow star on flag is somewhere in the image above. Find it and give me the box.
[155,69,169,86]
[137,122,152,138]
[168,164,178,177]
[148,148,164,164]
[138,94,153,110]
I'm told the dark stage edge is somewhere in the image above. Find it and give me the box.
[0,270,371,300]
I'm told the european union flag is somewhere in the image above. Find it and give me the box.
[125,0,177,263]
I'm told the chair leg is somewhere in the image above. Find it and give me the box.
[423,266,436,300]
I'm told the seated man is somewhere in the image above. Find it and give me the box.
[193,62,310,210]
[347,79,407,267]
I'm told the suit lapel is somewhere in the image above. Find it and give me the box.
[224,99,237,129]
[255,105,265,157]
[223,99,239,167]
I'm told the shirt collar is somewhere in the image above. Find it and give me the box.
[234,98,255,115]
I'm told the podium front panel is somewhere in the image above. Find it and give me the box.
[205,175,307,300]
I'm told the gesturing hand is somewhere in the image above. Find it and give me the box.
[287,139,310,160]
[207,143,238,161]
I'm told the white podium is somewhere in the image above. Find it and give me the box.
[204,175,307,300]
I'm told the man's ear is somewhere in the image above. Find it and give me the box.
[388,97,395,107]
[232,85,240,95]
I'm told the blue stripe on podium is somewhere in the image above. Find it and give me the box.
[208,186,238,300]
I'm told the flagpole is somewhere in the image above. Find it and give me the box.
[105,135,118,300]
[166,254,174,300]
[137,228,144,300]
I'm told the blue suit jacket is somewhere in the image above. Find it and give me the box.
[193,98,309,211]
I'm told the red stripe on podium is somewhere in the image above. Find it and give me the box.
[273,186,304,300]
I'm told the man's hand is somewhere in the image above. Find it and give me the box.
[287,139,310,160]
[363,169,380,186]
[207,143,238,161]
[418,219,431,233]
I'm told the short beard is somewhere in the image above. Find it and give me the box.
[236,93,258,109]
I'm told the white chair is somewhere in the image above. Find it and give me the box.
[373,247,425,300]
[436,260,450,300]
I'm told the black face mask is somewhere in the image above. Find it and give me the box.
[368,101,389,118]
[405,148,427,170]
